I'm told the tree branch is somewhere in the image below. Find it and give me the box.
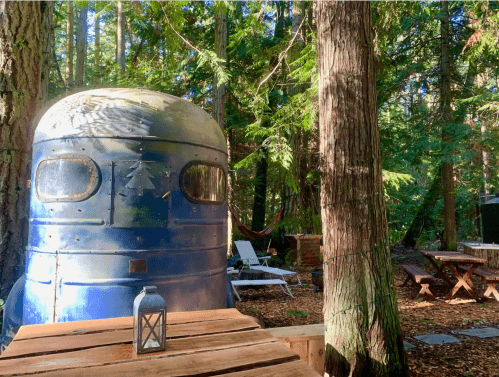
[255,14,307,97]
[160,2,202,54]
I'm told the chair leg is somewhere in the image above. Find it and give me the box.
[286,274,302,287]
[232,283,242,301]
[279,283,294,298]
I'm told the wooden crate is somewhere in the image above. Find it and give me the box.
[286,234,323,267]
[267,324,325,375]
[463,243,499,269]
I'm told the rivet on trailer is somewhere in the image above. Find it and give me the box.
[1,88,233,350]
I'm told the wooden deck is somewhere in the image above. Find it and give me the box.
[0,309,321,376]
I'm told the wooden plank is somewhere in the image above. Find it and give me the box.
[0,317,259,359]
[400,264,436,283]
[13,317,132,342]
[0,329,275,375]
[289,340,308,363]
[14,342,300,377]
[421,250,487,264]
[267,324,324,342]
[458,266,499,281]
[218,360,321,376]
[437,256,487,263]
[13,309,243,342]
[308,339,325,375]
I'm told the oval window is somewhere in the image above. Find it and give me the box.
[181,163,226,204]
[36,155,100,202]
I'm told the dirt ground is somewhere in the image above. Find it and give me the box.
[234,249,499,377]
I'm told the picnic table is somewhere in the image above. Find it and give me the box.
[0,308,320,377]
[420,250,487,301]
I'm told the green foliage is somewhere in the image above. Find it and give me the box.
[286,310,308,317]
[46,1,499,249]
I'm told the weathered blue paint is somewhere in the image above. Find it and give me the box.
[0,276,24,352]
[22,89,229,325]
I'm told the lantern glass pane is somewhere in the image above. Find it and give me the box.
[139,310,165,351]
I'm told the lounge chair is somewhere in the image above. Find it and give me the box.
[231,279,294,301]
[234,240,302,287]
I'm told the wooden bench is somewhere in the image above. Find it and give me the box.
[400,264,437,300]
[457,266,499,301]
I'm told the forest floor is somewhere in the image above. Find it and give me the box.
[234,246,499,377]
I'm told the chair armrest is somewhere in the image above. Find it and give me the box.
[258,256,271,266]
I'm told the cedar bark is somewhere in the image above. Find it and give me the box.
[65,0,74,87]
[440,1,457,251]
[117,1,126,75]
[40,1,54,103]
[317,2,407,376]
[0,1,41,298]
[75,3,87,87]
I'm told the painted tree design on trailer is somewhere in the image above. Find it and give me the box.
[126,162,155,196]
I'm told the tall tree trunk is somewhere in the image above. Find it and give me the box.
[0,1,41,299]
[117,1,126,76]
[40,1,54,104]
[212,5,227,130]
[317,2,407,376]
[212,3,230,254]
[75,3,87,87]
[93,2,101,86]
[251,1,286,236]
[477,69,490,195]
[440,1,457,251]
[65,0,74,88]
[401,169,442,248]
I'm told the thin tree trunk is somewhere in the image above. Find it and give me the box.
[93,2,101,86]
[482,121,490,195]
[317,2,407,376]
[0,1,41,298]
[440,1,457,251]
[212,5,227,131]
[251,150,268,232]
[40,1,54,103]
[117,1,126,75]
[477,70,490,195]
[212,4,230,254]
[75,3,87,87]
[251,1,286,238]
[53,50,65,87]
[402,169,442,248]
[65,0,74,88]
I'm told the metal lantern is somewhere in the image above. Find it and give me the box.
[133,286,167,354]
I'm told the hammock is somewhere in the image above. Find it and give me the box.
[230,209,284,240]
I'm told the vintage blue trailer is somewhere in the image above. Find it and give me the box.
[1,89,231,347]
